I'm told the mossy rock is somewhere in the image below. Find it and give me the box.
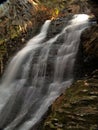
[41,70,98,130]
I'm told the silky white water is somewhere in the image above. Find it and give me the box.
[0,14,89,130]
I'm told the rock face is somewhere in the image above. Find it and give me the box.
[41,70,98,130]
[82,25,98,58]
[80,25,98,75]
[87,0,98,22]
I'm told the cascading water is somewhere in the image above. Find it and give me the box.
[0,14,90,130]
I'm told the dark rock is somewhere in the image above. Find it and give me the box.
[40,70,98,130]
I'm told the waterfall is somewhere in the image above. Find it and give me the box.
[0,14,89,130]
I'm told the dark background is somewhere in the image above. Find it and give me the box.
[0,0,7,4]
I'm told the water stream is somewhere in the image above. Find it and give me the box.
[0,14,89,130]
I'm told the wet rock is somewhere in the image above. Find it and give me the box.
[88,0,98,22]
[41,71,98,130]
[78,25,98,76]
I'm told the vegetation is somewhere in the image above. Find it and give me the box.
[0,0,70,75]
[0,0,51,75]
